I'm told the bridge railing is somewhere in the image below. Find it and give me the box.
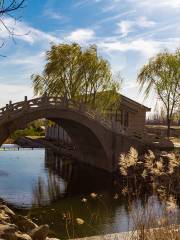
[0,96,117,131]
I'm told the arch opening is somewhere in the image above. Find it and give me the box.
[0,108,112,171]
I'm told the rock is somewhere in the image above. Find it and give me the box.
[0,219,8,225]
[30,225,49,240]
[47,238,60,240]
[12,215,38,232]
[0,210,10,222]
[46,238,60,240]
[0,205,15,216]
[0,223,18,240]
[0,205,54,240]
[0,223,17,232]
[15,232,32,240]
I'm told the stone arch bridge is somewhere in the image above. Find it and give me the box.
[0,96,143,172]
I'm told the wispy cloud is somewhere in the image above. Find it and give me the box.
[0,18,59,44]
[131,0,180,8]
[98,37,180,59]
[73,0,90,7]
[99,38,159,57]
[98,10,136,25]
[102,0,180,12]
[118,20,134,37]
[73,0,102,8]
[43,9,65,20]
[136,17,156,28]
[66,28,95,43]
[0,52,45,70]
[130,19,180,40]
[117,17,156,37]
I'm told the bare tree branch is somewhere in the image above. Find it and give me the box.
[0,0,25,15]
[0,0,26,54]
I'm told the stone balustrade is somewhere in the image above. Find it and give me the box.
[0,96,114,131]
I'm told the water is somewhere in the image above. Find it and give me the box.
[0,145,179,239]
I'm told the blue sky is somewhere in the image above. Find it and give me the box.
[0,0,180,109]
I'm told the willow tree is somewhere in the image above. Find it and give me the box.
[32,43,120,111]
[138,49,180,137]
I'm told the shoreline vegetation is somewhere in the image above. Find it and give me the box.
[118,147,180,197]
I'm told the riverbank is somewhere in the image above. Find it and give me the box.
[72,232,129,240]
[0,203,60,240]
[1,202,180,240]
[15,136,77,158]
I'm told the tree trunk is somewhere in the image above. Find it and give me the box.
[167,118,171,138]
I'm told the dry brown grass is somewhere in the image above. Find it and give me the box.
[118,148,180,240]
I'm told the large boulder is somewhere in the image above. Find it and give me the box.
[30,225,49,240]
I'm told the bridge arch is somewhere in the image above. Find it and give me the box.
[0,97,114,171]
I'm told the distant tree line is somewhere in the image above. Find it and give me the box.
[11,119,45,140]
[146,109,180,126]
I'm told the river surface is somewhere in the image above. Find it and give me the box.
[0,145,179,239]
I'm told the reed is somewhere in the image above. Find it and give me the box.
[119,148,180,240]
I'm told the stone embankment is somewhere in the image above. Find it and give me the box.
[0,204,59,240]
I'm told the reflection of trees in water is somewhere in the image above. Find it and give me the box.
[33,177,47,206]
[32,149,114,206]
[45,149,73,181]
[44,149,114,196]
[32,174,67,206]
[32,150,73,206]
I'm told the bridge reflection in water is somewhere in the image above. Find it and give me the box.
[32,149,113,206]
